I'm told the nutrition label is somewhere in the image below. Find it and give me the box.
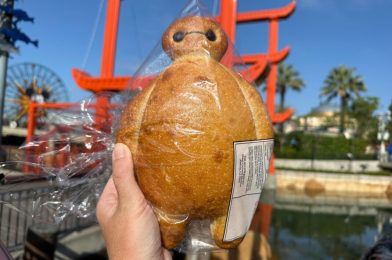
[223,139,274,242]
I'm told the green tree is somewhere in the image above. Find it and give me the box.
[320,65,366,133]
[277,63,305,112]
[349,96,379,141]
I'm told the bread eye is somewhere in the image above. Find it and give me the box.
[173,31,185,42]
[206,29,216,41]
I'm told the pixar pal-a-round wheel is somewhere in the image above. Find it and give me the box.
[4,62,69,128]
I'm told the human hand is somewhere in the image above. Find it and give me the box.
[97,143,172,260]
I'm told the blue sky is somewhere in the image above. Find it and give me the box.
[11,0,392,116]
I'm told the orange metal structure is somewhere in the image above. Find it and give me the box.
[26,0,296,172]
[72,0,295,97]
[71,0,295,174]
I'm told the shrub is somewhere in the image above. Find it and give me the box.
[274,131,376,160]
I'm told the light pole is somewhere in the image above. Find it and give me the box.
[344,130,354,172]
[0,0,14,161]
[0,0,36,161]
[377,112,391,162]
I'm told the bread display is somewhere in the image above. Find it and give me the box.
[116,16,274,250]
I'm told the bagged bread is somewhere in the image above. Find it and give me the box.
[116,15,273,251]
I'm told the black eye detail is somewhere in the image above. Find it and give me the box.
[173,31,185,42]
[206,29,216,41]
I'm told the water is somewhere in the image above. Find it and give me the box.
[213,189,392,260]
[269,209,387,259]
[265,190,392,260]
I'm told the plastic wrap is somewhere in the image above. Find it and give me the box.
[0,92,122,250]
[116,0,274,252]
[0,0,273,254]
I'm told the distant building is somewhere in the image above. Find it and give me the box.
[288,103,341,134]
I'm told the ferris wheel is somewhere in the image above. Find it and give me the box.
[4,62,69,128]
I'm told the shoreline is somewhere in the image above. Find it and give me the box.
[271,169,392,202]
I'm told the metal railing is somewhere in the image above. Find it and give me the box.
[0,183,96,252]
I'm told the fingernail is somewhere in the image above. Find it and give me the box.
[113,144,127,160]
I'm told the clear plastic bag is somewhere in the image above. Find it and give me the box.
[116,0,274,252]
[0,0,273,253]
[0,92,120,250]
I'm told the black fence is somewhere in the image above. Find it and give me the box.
[0,183,96,252]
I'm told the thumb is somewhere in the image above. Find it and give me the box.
[112,143,145,209]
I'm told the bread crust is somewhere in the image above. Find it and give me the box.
[162,16,228,61]
[116,54,273,249]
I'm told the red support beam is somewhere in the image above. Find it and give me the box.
[101,0,120,77]
[24,102,36,174]
[97,0,121,128]
[266,20,279,117]
[220,0,237,43]
[219,0,237,67]
[26,102,36,144]
[237,1,296,22]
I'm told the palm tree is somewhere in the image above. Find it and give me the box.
[277,63,305,113]
[320,65,366,134]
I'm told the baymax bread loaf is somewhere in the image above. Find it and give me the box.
[116,16,274,249]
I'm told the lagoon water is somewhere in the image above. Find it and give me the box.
[213,189,392,260]
[265,189,392,259]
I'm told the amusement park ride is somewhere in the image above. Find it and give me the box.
[25,0,296,174]
[4,62,69,127]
